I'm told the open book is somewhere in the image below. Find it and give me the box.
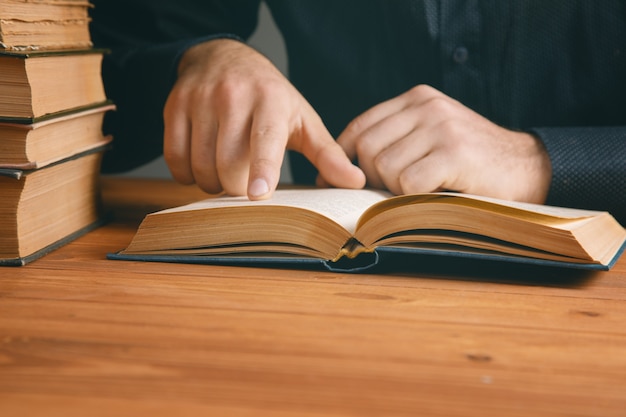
[109,188,626,272]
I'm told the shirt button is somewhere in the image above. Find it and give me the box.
[452,46,469,64]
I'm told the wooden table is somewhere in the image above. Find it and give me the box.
[1,177,625,417]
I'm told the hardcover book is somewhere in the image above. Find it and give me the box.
[109,188,626,272]
[0,103,114,169]
[0,49,107,120]
[0,145,109,266]
[0,0,93,51]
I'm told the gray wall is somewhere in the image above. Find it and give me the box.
[122,3,291,182]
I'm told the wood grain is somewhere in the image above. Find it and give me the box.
[1,177,625,417]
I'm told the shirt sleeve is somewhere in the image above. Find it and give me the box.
[531,126,626,224]
[89,0,261,172]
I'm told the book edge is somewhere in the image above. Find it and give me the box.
[0,216,108,267]
[106,241,625,272]
[0,135,113,170]
[0,100,114,125]
[0,141,111,178]
[0,102,115,130]
[0,48,108,58]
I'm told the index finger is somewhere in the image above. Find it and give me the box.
[246,103,290,200]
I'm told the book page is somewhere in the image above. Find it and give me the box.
[161,188,392,233]
[363,192,606,227]
[455,193,605,218]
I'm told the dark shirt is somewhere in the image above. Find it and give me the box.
[90,0,626,222]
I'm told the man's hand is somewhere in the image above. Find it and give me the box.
[163,38,365,199]
[334,85,552,204]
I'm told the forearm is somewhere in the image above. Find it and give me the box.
[532,126,626,224]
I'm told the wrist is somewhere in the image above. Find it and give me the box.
[519,131,552,204]
[178,37,246,74]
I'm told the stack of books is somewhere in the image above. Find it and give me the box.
[0,0,114,265]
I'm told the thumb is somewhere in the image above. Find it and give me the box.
[313,141,366,189]
[294,111,365,189]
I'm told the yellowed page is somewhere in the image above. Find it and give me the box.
[452,193,606,218]
[160,188,392,234]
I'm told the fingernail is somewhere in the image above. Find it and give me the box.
[249,178,270,198]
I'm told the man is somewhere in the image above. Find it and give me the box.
[90,0,626,222]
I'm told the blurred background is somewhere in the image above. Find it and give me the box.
[119,3,292,182]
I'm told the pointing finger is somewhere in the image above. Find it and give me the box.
[247,104,290,200]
